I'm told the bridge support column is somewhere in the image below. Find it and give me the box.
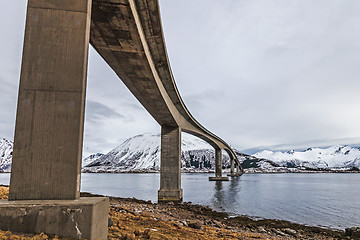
[158,126,183,202]
[236,164,243,176]
[231,158,235,175]
[227,158,235,176]
[0,1,108,239]
[209,149,229,181]
[228,160,243,176]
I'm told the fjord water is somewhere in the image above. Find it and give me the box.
[0,173,359,229]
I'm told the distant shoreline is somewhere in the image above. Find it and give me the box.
[0,170,359,174]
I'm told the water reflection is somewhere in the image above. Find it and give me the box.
[211,177,242,213]
[212,181,225,210]
[228,176,241,206]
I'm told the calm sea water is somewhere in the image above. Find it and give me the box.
[0,172,359,230]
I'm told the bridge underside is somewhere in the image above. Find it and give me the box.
[90,1,237,151]
[1,0,242,238]
[90,0,243,197]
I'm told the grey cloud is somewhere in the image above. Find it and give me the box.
[1,1,360,155]
[85,101,124,123]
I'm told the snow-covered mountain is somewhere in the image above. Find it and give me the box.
[0,134,227,173]
[2,133,360,173]
[0,139,13,172]
[254,145,360,170]
[82,133,234,172]
[0,139,104,173]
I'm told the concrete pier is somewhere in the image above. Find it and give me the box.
[228,157,242,176]
[10,0,92,201]
[0,198,109,240]
[158,126,183,201]
[228,158,235,176]
[209,149,229,181]
[231,158,235,174]
[0,1,109,239]
[228,161,243,177]
[237,164,242,176]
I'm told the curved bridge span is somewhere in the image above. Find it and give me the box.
[91,0,231,151]
[90,0,243,200]
[1,0,244,238]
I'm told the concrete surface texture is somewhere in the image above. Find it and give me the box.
[0,197,109,240]
[9,0,92,201]
[158,126,183,202]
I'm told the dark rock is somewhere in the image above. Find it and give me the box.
[108,216,113,227]
[345,227,360,238]
[188,220,202,229]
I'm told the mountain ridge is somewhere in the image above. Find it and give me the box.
[254,145,360,170]
[1,134,360,173]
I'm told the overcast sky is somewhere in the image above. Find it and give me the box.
[1,0,360,156]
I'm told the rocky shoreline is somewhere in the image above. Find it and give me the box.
[1,186,359,239]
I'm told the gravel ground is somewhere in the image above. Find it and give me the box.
[0,186,357,239]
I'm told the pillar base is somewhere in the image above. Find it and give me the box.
[0,197,109,240]
[209,176,229,181]
[158,189,183,202]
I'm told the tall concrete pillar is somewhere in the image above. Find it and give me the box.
[215,149,222,177]
[227,157,235,177]
[0,1,108,239]
[236,164,242,175]
[209,149,229,181]
[158,126,183,202]
[229,159,242,176]
[9,0,92,201]
[230,158,235,175]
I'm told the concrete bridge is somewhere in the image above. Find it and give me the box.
[0,0,243,239]
[90,0,243,200]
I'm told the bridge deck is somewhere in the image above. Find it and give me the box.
[90,0,239,161]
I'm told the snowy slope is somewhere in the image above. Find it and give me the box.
[254,145,360,169]
[83,134,160,172]
[0,134,230,173]
[0,139,104,173]
[0,139,13,172]
[82,153,104,167]
[83,133,234,172]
